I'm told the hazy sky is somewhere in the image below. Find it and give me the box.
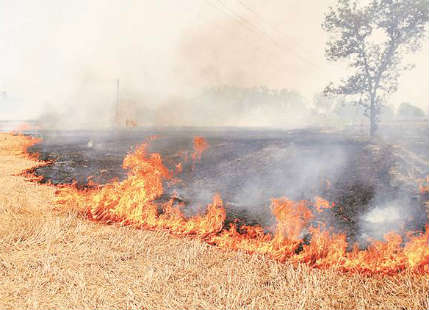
[1,0,428,120]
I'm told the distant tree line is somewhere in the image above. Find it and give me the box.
[187,85,310,127]
[313,92,426,124]
[122,85,425,128]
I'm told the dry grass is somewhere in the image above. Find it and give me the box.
[0,133,428,309]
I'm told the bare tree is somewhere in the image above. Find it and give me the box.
[323,0,428,136]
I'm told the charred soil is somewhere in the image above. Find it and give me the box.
[28,128,428,244]
[0,132,428,309]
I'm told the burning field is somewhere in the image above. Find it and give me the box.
[0,129,428,309]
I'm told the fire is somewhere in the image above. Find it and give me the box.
[19,136,42,156]
[175,162,183,173]
[1,132,42,158]
[54,139,429,275]
[419,176,429,194]
[192,136,209,161]
[314,196,334,213]
[12,122,40,133]
[56,143,225,237]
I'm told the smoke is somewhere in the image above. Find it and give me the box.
[164,132,350,228]
[28,121,428,244]
[1,0,427,127]
[360,203,404,241]
[3,1,428,245]
[359,197,427,243]
[356,142,429,243]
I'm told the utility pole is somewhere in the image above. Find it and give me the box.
[114,79,120,127]
[116,79,120,111]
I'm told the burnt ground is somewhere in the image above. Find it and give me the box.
[26,126,428,244]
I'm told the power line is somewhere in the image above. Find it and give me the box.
[209,0,322,69]
[202,0,284,62]
[235,0,320,65]
[204,0,263,39]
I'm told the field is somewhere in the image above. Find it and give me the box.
[0,132,428,309]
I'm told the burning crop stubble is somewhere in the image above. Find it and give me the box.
[1,132,429,309]
[2,0,429,307]
[21,129,428,275]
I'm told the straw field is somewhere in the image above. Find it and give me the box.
[0,133,427,309]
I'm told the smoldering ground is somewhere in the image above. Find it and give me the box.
[27,127,428,246]
[3,0,428,248]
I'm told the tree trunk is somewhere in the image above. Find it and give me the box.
[369,94,377,137]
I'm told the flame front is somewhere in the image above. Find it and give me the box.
[419,176,429,194]
[2,132,42,158]
[57,143,225,237]
[192,136,209,161]
[55,141,428,275]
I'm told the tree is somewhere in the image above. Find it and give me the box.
[323,0,428,136]
[313,92,335,115]
[397,102,425,119]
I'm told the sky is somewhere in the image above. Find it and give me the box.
[0,0,428,121]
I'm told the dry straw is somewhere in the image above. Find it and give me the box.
[0,133,427,310]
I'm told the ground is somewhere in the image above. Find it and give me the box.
[0,133,428,309]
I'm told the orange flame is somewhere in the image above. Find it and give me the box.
[6,132,42,159]
[419,176,429,194]
[21,136,42,156]
[175,162,183,174]
[192,136,209,161]
[314,196,334,213]
[11,122,41,134]
[54,139,429,275]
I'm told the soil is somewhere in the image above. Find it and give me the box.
[27,127,428,244]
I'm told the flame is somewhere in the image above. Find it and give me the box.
[125,119,137,128]
[56,143,225,237]
[175,162,183,173]
[3,132,42,158]
[314,196,334,213]
[192,136,209,161]
[2,125,41,160]
[20,136,42,156]
[419,176,429,194]
[12,122,40,133]
[54,139,429,275]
